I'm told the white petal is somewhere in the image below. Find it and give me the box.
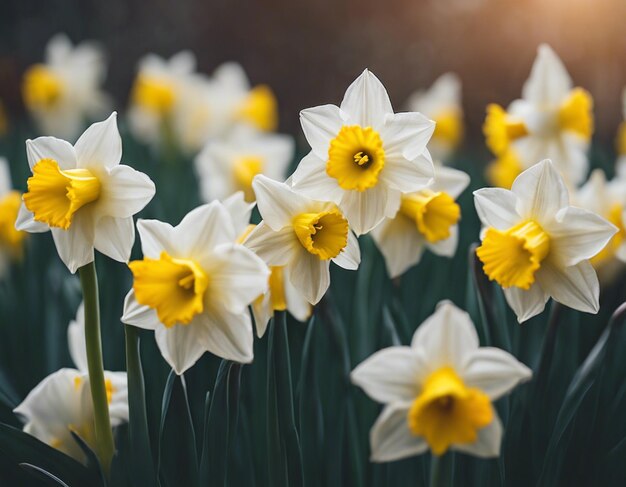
[299,104,344,160]
[204,244,269,314]
[46,33,72,64]
[284,275,312,322]
[340,69,393,129]
[537,260,599,314]
[545,206,618,267]
[201,305,254,363]
[222,191,254,238]
[452,415,502,458]
[97,164,155,218]
[288,252,330,304]
[251,293,272,338]
[473,188,520,231]
[503,283,549,323]
[105,371,129,424]
[74,113,122,170]
[0,157,11,195]
[15,204,49,233]
[462,348,532,400]
[371,215,424,278]
[121,290,159,330]
[26,137,77,171]
[253,175,309,231]
[340,184,391,236]
[68,302,88,372]
[511,160,569,223]
[51,211,95,273]
[351,347,427,403]
[93,216,134,263]
[244,222,299,266]
[381,112,435,162]
[331,230,361,270]
[370,404,429,462]
[155,323,207,375]
[290,151,344,203]
[136,219,175,258]
[380,151,434,193]
[522,44,572,105]
[173,202,235,259]
[411,300,479,371]
[427,225,458,258]
[432,166,471,200]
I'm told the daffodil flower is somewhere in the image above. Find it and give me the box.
[474,160,617,322]
[484,44,593,188]
[351,300,531,461]
[15,113,156,273]
[291,69,435,235]
[121,201,270,374]
[372,165,470,278]
[244,175,361,305]
[0,158,27,277]
[195,127,294,203]
[406,73,464,162]
[22,34,110,139]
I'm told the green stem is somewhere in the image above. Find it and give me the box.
[429,452,453,487]
[78,261,115,476]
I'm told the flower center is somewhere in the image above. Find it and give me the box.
[237,85,278,132]
[400,190,461,243]
[591,203,625,267]
[407,367,493,456]
[129,251,209,327]
[476,220,550,289]
[327,125,385,191]
[23,159,101,230]
[558,88,593,141]
[0,191,27,255]
[22,65,64,111]
[486,151,523,189]
[484,104,529,156]
[131,74,176,115]
[292,208,349,260]
[233,156,264,202]
[433,109,463,148]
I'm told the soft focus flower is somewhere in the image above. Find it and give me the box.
[22,34,110,140]
[121,201,269,374]
[474,160,616,322]
[483,44,593,188]
[573,169,626,268]
[406,73,463,162]
[244,175,361,304]
[351,300,531,461]
[0,158,27,277]
[291,69,435,235]
[372,165,470,278]
[194,127,294,203]
[15,113,156,273]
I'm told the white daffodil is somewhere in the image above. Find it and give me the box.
[194,127,294,203]
[372,165,470,278]
[0,158,27,278]
[573,169,626,267]
[121,201,269,374]
[291,69,435,235]
[474,160,617,323]
[22,34,110,140]
[244,175,361,305]
[352,300,531,461]
[15,113,155,273]
[484,44,593,188]
[14,368,127,464]
[406,73,463,162]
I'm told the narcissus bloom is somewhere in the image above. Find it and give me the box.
[352,301,531,460]
[0,158,27,277]
[15,113,156,273]
[244,175,361,304]
[22,34,110,139]
[573,169,626,267]
[484,44,593,188]
[121,201,269,373]
[195,127,294,203]
[291,69,435,235]
[406,73,463,162]
[372,165,470,278]
[474,160,616,322]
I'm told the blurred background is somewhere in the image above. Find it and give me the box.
[1,0,625,147]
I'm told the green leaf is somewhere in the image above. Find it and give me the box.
[19,463,70,487]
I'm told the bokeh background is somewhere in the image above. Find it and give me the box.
[1,0,626,147]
